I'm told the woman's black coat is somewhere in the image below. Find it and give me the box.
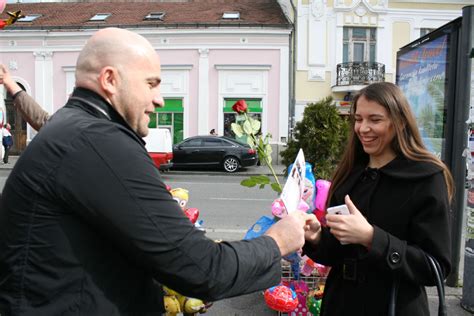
[304,157,451,316]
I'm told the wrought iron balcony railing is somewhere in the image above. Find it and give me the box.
[336,62,385,86]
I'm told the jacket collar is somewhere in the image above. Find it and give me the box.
[66,87,145,145]
[333,156,443,203]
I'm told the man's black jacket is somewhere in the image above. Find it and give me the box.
[0,88,281,315]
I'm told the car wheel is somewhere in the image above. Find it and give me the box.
[223,156,240,173]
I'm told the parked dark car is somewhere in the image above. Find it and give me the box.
[172,136,258,172]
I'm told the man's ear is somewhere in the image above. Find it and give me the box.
[98,66,119,97]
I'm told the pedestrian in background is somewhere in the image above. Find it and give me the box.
[0,27,318,316]
[2,123,13,164]
[304,82,453,316]
[210,128,217,135]
[1,122,12,164]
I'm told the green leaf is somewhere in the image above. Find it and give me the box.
[231,123,243,137]
[241,178,257,187]
[251,175,270,184]
[243,120,253,135]
[259,184,265,189]
[271,182,282,193]
[250,119,261,134]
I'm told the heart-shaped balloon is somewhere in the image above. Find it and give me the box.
[184,208,199,224]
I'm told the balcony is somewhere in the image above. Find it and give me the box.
[333,62,385,93]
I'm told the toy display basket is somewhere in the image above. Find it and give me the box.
[277,259,327,316]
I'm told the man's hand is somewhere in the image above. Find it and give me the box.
[326,195,374,247]
[265,212,319,257]
[0,64,22,96]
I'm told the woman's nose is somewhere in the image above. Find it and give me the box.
[359,121,370,132]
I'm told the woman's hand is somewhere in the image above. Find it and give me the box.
[304,213,322,245]
[326,195,374,248]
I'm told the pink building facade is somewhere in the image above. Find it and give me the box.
[1,27,291,160]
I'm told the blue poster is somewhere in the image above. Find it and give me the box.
[397,35,449,159]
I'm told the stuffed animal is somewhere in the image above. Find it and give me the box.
[163,286,212,316]
[170,187,200,224]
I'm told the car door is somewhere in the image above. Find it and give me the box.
[201,137,226,166]
[172,138,203,166]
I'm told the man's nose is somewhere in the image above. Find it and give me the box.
[153,95,164,108]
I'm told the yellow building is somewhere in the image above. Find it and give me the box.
[278,0,466,124]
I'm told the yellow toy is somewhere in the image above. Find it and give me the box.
[163,286,212,316]
[170,188,189,210]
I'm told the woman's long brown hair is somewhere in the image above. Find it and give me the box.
[328,82,454,204]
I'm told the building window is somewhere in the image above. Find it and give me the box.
[223,98,262,143]
[420,28,435,37]
[18,14,42,22]
[89,13,111,22]
[343,27,377,63]
[145,12,165,21]
[148,98,183,144]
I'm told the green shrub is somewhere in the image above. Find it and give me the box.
[281,97,349,179]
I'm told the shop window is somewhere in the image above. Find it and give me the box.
[148,98,183,144]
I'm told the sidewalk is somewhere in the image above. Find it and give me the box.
[2,156,472,314]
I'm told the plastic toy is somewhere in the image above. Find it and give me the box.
[264,285,299,312]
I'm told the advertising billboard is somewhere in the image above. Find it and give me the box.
[396,18,461,165]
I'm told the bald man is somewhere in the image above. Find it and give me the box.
[0,28,319,315]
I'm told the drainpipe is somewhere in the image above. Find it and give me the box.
[289,0,297,140]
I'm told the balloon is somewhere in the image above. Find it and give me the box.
[184,207,199,224]
[264,285,298,312]
[306,296,322,315]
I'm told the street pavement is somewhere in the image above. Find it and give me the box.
[1,156,472,315]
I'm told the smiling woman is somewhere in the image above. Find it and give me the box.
[172,135,258,173]
[302,82,454,316]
